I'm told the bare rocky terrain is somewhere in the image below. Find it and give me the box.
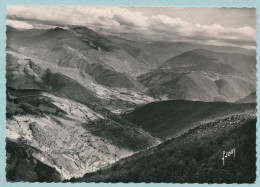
[6,87,159,180]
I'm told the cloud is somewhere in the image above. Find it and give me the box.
[148,15,194,37]
[150,15,191,28]
[146,14,256,49]
[6,19,33,29]
[6,6,256,49]
[6,6,147,29]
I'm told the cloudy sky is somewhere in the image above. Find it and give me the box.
[6,6,256,50]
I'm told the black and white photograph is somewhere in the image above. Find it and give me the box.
[5,6,257,183]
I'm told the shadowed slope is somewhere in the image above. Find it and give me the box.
[71,115,256,183]
[122,100,256,139]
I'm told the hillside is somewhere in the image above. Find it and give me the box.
[72,114,256,183]
[6,26,157,77]
[122,100,256,139]
[6,140,62,182]
[107,36,256,64]
[6,25,159,111]
[138,49,256,102]
[236,92,256,104]
[6,23,257,183]
[6,49,154,113]
[6,87,160,181]
[161,49,256,76]
[141,42,256,64]
[7,26,256,103]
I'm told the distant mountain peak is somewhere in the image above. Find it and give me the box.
[70,26,99,38]
[47,27,69,33]
[52,27,66,31]
[190,48,212,54]
[6,25,21,32]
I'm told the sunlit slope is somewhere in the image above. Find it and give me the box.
[6,88,160,181]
